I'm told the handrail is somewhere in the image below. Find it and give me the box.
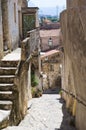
[15,61,21,76]
[62,88,86,107]
[21,37,30,61]
[27,27,40,34]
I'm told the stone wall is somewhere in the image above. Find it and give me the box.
[0,0,26,57]
[8,0,19,50]
[67,0,86,8]
[60,2,86,130]
[1,0,11,51]
[1,0,24,51]
[0,0,3,59]
[13,37,32,123]
[41,52,62,90]
[42,62,61,90]
[1,0,18,51]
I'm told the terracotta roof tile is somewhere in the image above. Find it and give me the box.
[41,49,60,59]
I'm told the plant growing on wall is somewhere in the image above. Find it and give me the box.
[31,73,42,98]
[31,73,38,87]
[23,14,35,38]
[31,87,42,98]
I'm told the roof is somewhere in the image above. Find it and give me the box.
[22,7,39,14]
[41,49,60,59]
[40,29,60,37]
[40,29,61,51]
[40,22,60,30]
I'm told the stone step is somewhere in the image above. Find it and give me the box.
[0,61,19,67]
[0,91,13,101]
[0,91,12,94]
[0,67,17,75]
[0,110,10,129]
[0,101,12,110]
[0,84,16,91]
[0,75,15,83]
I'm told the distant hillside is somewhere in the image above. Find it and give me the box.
[39,6,66,16]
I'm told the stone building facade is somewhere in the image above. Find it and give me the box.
[40,29,61,52]
[0,0,28,59]
[61,0,86,130]
[40,50,62,90]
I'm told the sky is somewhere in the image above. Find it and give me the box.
[28,0,66,8]
[28,0,66,16]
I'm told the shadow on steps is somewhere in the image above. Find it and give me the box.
[43,87,61,94]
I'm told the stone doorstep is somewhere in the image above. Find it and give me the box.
[0,75,15,78]
[0,91,12,94]
[0,67,17,69]
[0,110,11,122]
[0,101,12,110]
[0,91,13,100]
[0,84,15,91]
[0,75,15,83]
[0,61,19,67]
[0,68,17,75]
[0,101,12,105]
[0,84,14,87]
[0,91,12,99]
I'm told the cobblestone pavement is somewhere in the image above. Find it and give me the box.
[3,88,76,130]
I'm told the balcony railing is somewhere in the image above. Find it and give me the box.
[27,27,40,53]
[21,27,40,61]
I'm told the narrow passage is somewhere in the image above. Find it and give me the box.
[3,88,76,130]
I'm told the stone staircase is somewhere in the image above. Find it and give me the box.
[0,60,19,129]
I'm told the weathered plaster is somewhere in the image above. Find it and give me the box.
[0,0,3,59]
[61,1,86,129]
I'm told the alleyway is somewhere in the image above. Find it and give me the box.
[3,88,76,130]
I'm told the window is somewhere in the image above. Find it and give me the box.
[50,64,54,71]
[14,3,16,23]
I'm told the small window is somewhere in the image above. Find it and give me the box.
[14,3,16,23]
[50,64,54,71]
